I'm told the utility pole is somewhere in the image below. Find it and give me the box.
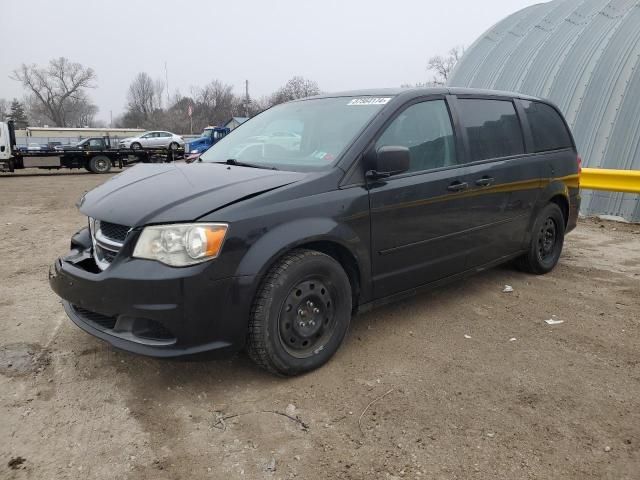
[245,79,249,117]
[110,110,113,128]
[165,61,170,106]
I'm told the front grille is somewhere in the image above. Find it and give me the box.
[96,245,117,263]
[72,305,117,329]
[90,218,130,271]
[99,221,130,242]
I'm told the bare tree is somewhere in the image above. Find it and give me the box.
[126,72,164,119]
[427,46,464,85]
[270,76,320,105]
[67,92,99,126]
[192,80,238,128]
[11,57,97,127]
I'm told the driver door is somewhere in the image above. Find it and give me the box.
[368,97,474,299]
[140,133,155,147]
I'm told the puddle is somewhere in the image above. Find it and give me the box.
[0,343,49,377]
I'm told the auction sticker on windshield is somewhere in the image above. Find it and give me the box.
[347,97,392,106]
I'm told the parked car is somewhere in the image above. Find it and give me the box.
[246,131,302,151]
[119,131,184,150]
[27,142,42,151]
[49,87,580,376]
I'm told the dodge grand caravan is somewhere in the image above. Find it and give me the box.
[49,88,581,375]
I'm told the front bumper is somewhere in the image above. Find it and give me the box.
[49,229,254,357]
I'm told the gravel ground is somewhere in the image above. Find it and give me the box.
[1,169,639,480]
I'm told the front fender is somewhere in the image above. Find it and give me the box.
[234,217,372,302]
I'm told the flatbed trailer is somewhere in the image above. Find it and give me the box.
[0,121,183,174]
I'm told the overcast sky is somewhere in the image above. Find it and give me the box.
[0,0,541,123]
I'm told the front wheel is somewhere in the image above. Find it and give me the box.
[515,203,565,274]
[130,142,142,150]
[247,249,352,376]
[168,142,179,151]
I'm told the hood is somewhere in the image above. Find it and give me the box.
[78,163,305,227]
[187,137,209,148]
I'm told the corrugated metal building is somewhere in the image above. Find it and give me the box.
[449,0,640,221]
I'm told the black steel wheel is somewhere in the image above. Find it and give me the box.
[537,217,557,264]
[88,155,112,174]
[248,249,352,376]
[279,279,337,358]
[515,203,565,274]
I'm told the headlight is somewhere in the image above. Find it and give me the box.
[191,149,199,154]
[133,223,228,266]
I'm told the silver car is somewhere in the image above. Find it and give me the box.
[119,131,185,150]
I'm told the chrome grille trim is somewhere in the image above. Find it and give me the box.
[89,218,129,271]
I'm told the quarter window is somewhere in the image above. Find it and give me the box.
[375,100,456,173]
[457,99,524,162]
[522,101,573,152]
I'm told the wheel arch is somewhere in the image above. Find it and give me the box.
[235,218,371,312]
[538,180,570,227]
[549,194,569,227]
[297,240,361,313]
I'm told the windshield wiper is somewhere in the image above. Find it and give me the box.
[215,158,278,170]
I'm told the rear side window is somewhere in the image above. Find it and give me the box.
[522,101,573,152]
[457,99,524,162]
[375,99,457,173]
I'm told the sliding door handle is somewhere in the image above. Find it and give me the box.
[475,176,495,187]
[447,181,469,192]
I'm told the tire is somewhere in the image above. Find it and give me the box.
[247,249,352,376]
[130,142,142,150]
[515,203,565,274]
[88,155,112,174]
[168,142,179,151]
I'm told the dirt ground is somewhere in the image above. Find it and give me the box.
[1,169,639,480]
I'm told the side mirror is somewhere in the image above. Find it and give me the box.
[366,145,410,178]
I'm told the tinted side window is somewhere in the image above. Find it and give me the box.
[522,101,573,152]
[457,99,524,162]
[375,100,456,173]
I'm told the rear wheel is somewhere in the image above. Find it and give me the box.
[515,203,565,274]
[88,155,112,174]
[247,249,352,376]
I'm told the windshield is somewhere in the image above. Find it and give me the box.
[199,96,392,171]
[201,129,213,139]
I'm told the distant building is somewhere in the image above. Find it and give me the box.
[449,0,640,222]
[223,117,249,130]
[16,126,145,147]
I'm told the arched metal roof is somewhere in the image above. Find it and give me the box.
[449,0,640,221]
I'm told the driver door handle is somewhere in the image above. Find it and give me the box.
[447,181,469,192]
[475,176,495,187]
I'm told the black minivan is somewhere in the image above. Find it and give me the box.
[50,87,581,375]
